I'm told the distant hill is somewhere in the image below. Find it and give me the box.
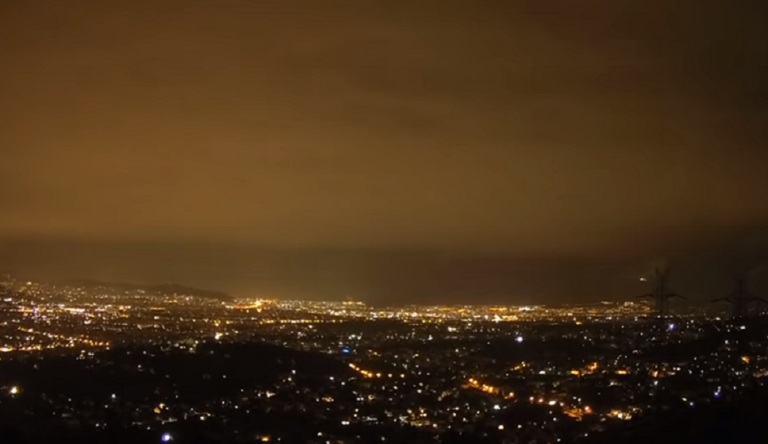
[58,279,234,302]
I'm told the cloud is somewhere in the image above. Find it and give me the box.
[0,0,767,300]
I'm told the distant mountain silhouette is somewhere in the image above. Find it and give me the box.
[58,279,234,302]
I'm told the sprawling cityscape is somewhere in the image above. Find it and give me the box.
[1,274,765,443]
[4,0,767,442]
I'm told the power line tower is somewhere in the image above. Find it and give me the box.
[712,276,766,319]
[711,274,765,382]
[636,268,684,321]
[636,268,683,404]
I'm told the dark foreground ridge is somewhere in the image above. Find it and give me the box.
[0,342,353,444]
[580,389,768,444]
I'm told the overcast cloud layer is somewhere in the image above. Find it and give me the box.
[2,1,767,302]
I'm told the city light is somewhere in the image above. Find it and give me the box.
[0,275,762,444]
[0,1,759,442]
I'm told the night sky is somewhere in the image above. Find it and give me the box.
[2,1,768,303]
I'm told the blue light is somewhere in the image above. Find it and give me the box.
[342,347,350,354]
[161,433,172,442]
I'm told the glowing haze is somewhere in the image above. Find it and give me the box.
[1,1,767,302]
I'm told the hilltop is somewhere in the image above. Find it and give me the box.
[57,279,235,302]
